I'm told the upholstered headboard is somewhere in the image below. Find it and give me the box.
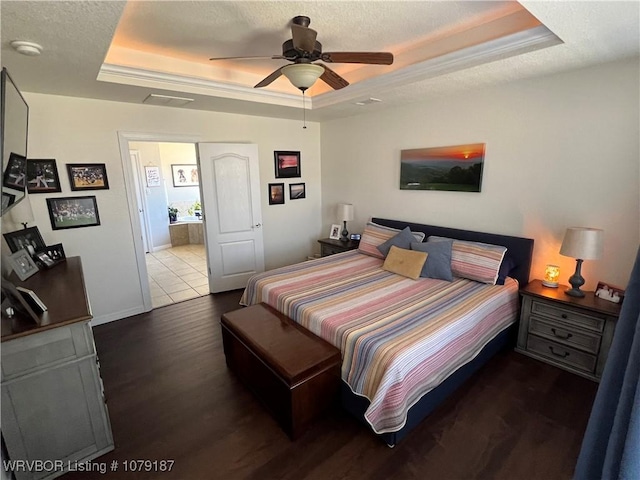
[372,218,534,287]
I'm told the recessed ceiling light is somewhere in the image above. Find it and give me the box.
[10,41,43,56]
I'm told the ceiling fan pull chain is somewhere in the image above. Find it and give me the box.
[302,91,307,129]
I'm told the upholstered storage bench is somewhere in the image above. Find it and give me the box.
[220,303,341,439]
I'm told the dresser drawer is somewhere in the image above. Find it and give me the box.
[1,321,95,381]
[526,334,597,374]
[531,300,605,333]
[529,316,601,354]
[321,245,345,256]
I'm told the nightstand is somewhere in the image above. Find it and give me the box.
[516,279,621,381]
[317,238,360,257]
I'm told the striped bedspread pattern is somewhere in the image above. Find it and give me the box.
[240,250,519,434]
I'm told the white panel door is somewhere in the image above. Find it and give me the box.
[197,143,264,293]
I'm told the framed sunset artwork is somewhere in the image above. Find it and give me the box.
[400,143,485,192]
[274,151,301,178]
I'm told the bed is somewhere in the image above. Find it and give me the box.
[240,218,533,446]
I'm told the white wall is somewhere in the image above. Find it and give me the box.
[158,142,199,216]
[321,58,640,290]
[14,96,322,324]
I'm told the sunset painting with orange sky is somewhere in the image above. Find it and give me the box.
[400,143,485,192]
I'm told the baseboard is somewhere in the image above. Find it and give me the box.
[91,305,146,327]
[152,244,172,252]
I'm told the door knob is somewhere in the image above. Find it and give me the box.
[254,223,262,228]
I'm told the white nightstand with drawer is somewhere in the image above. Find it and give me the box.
[516,279,621,381]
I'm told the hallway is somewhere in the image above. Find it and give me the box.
[145,244,209,308]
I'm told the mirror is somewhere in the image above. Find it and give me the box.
[1,67,29,216]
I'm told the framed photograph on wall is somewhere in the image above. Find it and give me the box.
[289,182,306,200]
[274,151,301,178]
[46,196,101,230]
[66,163,110,191]
[2,153,27,191]
[26,159,62,194]
[171,164,199,187]
[268,183,285,205]
[3,226,46,254]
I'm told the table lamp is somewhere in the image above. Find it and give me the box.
[9,193,34,229]
[559,227,603,297]
[337,203,354,242]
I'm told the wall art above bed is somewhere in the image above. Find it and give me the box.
[400,143,485,192]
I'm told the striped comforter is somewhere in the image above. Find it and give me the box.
[240,250,519,434]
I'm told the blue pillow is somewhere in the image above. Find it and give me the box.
[496,257,515,285]
[411,240,453,281]
[377,227,416,257]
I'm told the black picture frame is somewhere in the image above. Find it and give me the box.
[46,196,101,230]
[26,159,62,194]
[274,151,301,178]
[2,152,27,191]
[1,277,41,324]
[2,192,16,210]
[289,182,306,200]
[268,183,285,205]
[66,163,110,191]
[3,226,46,253]
[34,243,66,269]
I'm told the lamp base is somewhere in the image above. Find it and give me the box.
[565,287,585,298]
[340,221,349,242]
[564,258,586,298]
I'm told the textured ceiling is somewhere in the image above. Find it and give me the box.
[1,1,639,122]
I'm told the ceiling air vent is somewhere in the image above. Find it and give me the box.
[143,94,194,107]
[354,98,382,106]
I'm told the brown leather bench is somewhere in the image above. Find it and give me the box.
[220,303,341,439]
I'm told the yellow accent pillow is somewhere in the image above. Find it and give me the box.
[382,245,428,280]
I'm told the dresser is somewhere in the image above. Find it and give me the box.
[317,238,360,257]
[1,257,114,480]
[516,279,621,381]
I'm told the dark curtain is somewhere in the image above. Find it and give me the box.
[575,246,640,480]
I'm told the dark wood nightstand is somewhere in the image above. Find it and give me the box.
[317,238,360,257]
[516,279,621,381]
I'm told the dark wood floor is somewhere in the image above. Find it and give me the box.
[63,292,597,480]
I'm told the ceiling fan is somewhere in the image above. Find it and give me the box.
[209,16,394,91]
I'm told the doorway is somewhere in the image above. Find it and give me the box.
[118,133,266,312]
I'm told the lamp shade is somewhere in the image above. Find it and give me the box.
[559,227,604,260]
[281,64,324,91]
[9,193,34,227]
[337,203,354,222]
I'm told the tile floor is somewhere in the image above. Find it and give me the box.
[146,244,210,309]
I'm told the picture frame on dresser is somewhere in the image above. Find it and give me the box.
[7,249,39,281]
[3,226,46,254]
[0,277,41,324]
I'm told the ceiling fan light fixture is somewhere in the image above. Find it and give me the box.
[282,64,324,91]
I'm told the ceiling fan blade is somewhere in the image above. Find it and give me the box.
[210,55,289,61]
[319,64,349,90]
[291,24,317,52]
[320,52,394,65]
[254,66,285,88]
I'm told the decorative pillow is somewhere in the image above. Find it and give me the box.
[377,227,417,257]
[358,222,425,259]
[411,240,453,281]
[382,245,428,280]
[428,236,507,285]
